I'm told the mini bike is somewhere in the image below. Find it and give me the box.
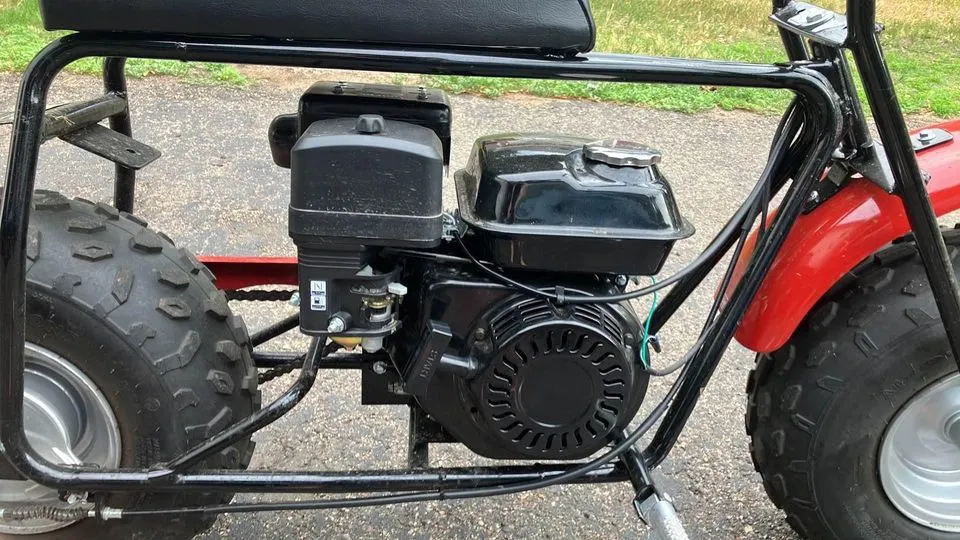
[0,0,958,538]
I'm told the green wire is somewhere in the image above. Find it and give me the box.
[639,276,658,369]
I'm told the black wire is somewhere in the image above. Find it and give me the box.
[643,101,801,377]
[778,100,805,156]
[119,362,692,518]
[761,99,803,239]
[454,190,759,306]
[645,215,756,377]
[644,329,709,377]
[645,225,750,377]
[707,228,749,327]
[382,247,474,265]
[759,191,769,239]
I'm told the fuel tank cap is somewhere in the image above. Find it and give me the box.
[583,139,662,168]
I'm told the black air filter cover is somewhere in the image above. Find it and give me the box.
[289,116,444,248]
[455,134,694,275]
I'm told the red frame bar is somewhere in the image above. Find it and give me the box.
[197,256,298,290]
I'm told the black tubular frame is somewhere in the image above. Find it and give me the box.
[102,56,136,213]
[1,0,958,507]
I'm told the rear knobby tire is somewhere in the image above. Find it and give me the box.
[746,228,960,539]
[13,190,260,539]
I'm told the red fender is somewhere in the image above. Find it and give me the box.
[730,120,960,353]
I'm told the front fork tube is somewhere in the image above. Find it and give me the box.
[848,2,960,374]
[647,12,960,465]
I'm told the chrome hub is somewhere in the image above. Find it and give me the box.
[0,343,121,535]
[947,412,960,448]
[879,373,960,532]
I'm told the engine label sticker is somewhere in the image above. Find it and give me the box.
[310,280,327,311]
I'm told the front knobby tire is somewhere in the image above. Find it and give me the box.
[746,228,960,539]
[9,191,260,539]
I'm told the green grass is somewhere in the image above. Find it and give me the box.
[2,0,958,115]
[422,0,960,116]
[0,0,246,85]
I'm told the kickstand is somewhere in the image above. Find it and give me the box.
[614,432,690,540]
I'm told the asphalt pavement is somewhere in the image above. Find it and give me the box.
[0,71,808,539]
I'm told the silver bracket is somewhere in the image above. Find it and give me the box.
[771,1,848,48]
[912,128,953,152]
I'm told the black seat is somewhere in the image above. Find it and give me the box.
[40,0,596,53]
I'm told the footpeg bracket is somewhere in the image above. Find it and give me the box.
[1,94,161,170]
[60,124,160,170]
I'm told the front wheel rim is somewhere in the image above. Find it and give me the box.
[879,372,960,532]
[0,343,122,535]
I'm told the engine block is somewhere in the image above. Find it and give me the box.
[406,274,649,460]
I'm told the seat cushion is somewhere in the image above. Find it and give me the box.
[40,0,596,53]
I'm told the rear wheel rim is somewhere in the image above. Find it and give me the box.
[879,372,960,532]
[0,342,121,535]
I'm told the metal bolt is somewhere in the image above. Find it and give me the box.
[474,328,487,340]
[649,334,663,353]
[289,292,301,307]
[808,190,820,203]
[615,275,629,287]
[372,361,389,375]
[362,336,384,353]
[97,507,123,520]
[66,492,87,505]
[327,316,346,334]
